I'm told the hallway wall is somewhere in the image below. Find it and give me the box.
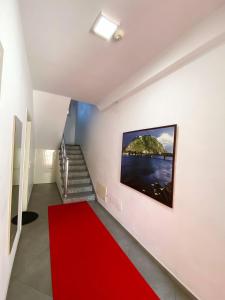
[77,28,225,300]
[33,90,70,184]
[75,102,96,146]
[33,90,70,150]
[64,100,77,145]
[0,1,34,299]
[33,149,57,184]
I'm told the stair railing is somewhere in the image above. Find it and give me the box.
[60,135,69,198]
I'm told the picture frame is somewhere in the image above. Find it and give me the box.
[120,125,177,207]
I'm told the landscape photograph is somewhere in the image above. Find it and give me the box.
[120,125,177,207]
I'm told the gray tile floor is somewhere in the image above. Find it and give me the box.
[7,183,195,300]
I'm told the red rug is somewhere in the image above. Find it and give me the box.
[48,202,159,300]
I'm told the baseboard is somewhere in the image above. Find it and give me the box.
[96,199,199,300]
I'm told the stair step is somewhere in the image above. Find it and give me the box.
[68,170,89,177]
[65,147,80,151]
[61,165,86,172]
[59,152,82,156]
[70,165,86,171]
[59,154,83,160]
[65,144,80,149]
[68,177,91,185]
[67,183,93,193]
[63,191,95,203]
[58,145,95,204]
[67,154,83,159]
[67,150,81,155]
[59,157,84,163]
[60,150,81,155]
[60,160,85,166]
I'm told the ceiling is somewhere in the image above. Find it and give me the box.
[19,0,225,105]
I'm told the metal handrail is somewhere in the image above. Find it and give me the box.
[60,135,69,197]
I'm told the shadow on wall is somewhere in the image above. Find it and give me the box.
[75,102,98,146]
[63,100,77,145]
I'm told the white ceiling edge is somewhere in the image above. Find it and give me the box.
[97,5,225,111]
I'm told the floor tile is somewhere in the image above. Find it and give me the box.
[13,248,52,296]
[7,280,52,300]
[89,201,195,300]
[7,183,195,300]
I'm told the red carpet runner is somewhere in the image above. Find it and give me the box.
[48,202,159,300]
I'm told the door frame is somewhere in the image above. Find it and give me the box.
[22,109,32,211]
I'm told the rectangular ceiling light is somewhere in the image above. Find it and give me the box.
[92,13,119,41]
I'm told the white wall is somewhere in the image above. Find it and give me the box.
[75,102,96,145]
[33,90,70,149]
[33,90,70,184]
[98,4,225,110]
[33,149,57,184]
[0,42,3,97]
[78,36,225,300]
[64,100,76,145]
[0,0,34,299]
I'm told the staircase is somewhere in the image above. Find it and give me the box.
[58,144,95,203]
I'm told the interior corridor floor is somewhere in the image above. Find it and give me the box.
[7,183,195,300]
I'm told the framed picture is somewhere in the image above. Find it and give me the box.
[120,125,177,207]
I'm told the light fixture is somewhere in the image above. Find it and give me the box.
[92,12,119,41]
[113,29,125,41]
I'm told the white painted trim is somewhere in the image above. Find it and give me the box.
[22,119,32,211]
[8,117,16,254]
[56,150,64,199]
[8,115,24,253]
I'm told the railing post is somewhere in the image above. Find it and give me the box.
[64,157,69,198]
[60,135,69,198]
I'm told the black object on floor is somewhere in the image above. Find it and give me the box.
[12,211,39,225]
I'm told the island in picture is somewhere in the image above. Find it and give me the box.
[120,125,177,207]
